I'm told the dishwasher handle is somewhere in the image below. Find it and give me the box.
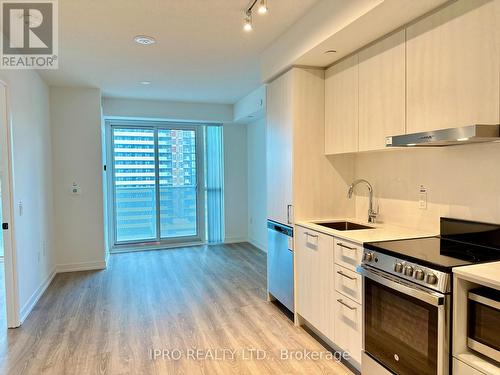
[267,220,293,237]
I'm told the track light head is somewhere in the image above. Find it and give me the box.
[257,0,268,14]
[243,12,253,32]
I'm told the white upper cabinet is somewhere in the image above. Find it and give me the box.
[266,71,294,225]
[325,54,359,155]
[406,0,500,133]
[358,30,406,151]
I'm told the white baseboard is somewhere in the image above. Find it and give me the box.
[224,237,248,244]
[249,238,267,253]
[20,266,56,323]
[56,260,106,273]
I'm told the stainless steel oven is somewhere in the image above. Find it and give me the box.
[359,265,450,375]
[468,287,500,363]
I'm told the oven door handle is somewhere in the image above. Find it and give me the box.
[357,265,445,307]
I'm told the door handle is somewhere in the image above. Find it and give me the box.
[337,299,357,310]
[357,265,445,306]
[287,205,292,224]
[337,270,356,280]
[338,242,356,251]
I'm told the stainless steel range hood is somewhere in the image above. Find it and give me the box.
[385,124,500,147]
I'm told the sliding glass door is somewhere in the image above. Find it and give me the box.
[158,128,198,238]
[110,124,204,248]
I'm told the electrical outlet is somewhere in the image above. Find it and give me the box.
[419,185,427,209]
[18,201,23,216]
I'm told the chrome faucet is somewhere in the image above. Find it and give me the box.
[348,179,378,223]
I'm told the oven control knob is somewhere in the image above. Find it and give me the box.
[414,269,425,281]
[363,252,374,262]
[426,273,438,285]
[394,262,403,273]
[404,265,414,276]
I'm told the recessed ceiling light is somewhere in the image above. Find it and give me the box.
[140,81,151,85]
[324,50,337,54]
[134,35,156,45]
[457,137,469,142]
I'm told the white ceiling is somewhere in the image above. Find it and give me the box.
[38,0,320,104]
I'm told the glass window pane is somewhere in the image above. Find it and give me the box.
[159,129,197,238]
[113,128,157,242]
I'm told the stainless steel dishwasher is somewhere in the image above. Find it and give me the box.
[267,220,294,312]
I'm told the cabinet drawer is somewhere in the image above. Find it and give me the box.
[333,291,362,365]
[452,358,484,375]
[334,264,362,304]
[334,239,363,271]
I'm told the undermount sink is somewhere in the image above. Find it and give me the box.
[316,221,375,231]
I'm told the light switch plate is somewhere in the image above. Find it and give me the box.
[419,185,427,209]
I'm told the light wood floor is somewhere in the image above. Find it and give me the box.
[0,243,352,375]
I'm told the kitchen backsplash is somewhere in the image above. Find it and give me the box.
[353,142,500,232]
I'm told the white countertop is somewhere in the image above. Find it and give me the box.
[295,218,437,244]
[453,261,500,290]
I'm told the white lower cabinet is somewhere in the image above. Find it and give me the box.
[295,226,333,337]
[333,291,363,365]
[296,226,363,368]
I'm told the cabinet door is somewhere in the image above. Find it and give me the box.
[406,0,500,133]
[295,227,333,337]
[266,71,293,225]
[325,55,359,154]
[359,30,406,151]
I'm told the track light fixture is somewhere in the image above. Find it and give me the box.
[243,11,253,32]
[243,0,269,32]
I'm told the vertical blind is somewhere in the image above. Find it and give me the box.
[205,126,224,243]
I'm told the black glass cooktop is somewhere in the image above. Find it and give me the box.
[364,218,500,272]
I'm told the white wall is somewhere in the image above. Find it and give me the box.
[0,70,55,319]
[246,118,267,251]
[102,97,233,123]
[50,87,105,270]
[223,124,248,243]
[354,143,500,232]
